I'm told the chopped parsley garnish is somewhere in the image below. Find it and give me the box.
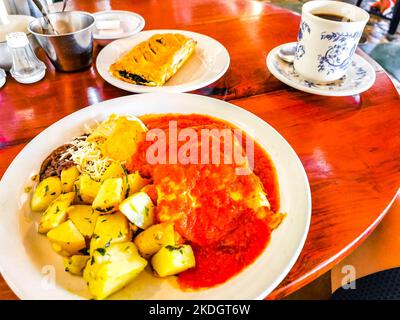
[165,245,184,252]
[125,186,130,198]
[96,248,106,256]
[79,248,89,255]
[121,165,128,175]
[95,206,114,213]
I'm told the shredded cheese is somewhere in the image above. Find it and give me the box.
[60,116,137,181]
[61,136,111,181]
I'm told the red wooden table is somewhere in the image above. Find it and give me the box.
[0,0,399,300]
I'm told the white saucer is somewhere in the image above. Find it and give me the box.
[96,30,230,93]
[267,42,376,96]
[93,10,145,46]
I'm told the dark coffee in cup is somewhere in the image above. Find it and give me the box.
[313,13,353,22]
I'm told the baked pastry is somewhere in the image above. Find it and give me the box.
[109,33,196,86]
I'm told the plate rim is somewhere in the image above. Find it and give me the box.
[0,93,311,300]
[96,29,230,93]
[266,42,376,97]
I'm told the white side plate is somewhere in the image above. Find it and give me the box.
[96,30,230,93]
[93,10,145,46]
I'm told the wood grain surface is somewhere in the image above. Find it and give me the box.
[0,0,399,300]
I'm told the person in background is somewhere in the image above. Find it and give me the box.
[370,0,396,15]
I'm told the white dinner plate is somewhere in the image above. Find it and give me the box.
[0,93,311,300]
[267,42,376,96]
[96,30,230,93]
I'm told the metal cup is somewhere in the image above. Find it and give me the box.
[28,11,95,72]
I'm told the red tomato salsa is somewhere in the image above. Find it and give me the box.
[127,114,282,289]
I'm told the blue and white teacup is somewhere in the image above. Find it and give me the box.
[294,0,369,83]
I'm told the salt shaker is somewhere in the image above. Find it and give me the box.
[6,32,46,84]
[0,68,5,88]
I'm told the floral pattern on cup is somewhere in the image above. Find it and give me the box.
[295,21,311,60]
[317,31,362,75]
[297,21,311,41]
[295,44,305,59]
